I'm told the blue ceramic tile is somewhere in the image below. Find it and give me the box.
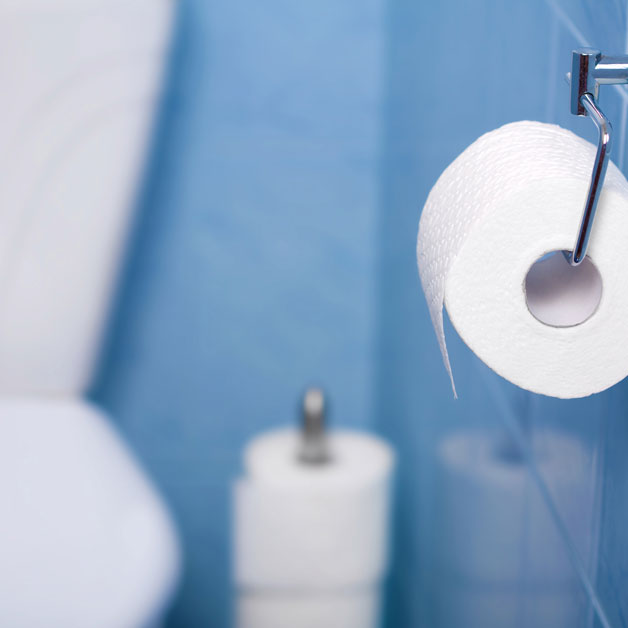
[87,0,628,626]
[93,0,386,625]
[547,0,627,51]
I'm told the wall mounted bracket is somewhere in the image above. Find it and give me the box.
[567,48,628,265]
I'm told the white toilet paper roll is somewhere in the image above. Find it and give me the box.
[417,121,628,397]
[234,428,394,590]
[236,588,380,628]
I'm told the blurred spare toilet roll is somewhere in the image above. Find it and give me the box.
[233,391,394,628]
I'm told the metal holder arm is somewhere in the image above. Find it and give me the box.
[570,93,612,265]
[568,48,625,266]
[298,388,330,465]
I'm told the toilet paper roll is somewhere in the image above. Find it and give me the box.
[417,121,628,397]
[236,588,380,628]
[234,429,394,590]
[434,429,589,585]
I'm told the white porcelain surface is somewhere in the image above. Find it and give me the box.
[0,0,173,394]
[0,398,181,628]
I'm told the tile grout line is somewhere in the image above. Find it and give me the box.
[585,394,611,628]
[543,0,589,46]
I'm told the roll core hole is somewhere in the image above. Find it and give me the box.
[524,251,602,327]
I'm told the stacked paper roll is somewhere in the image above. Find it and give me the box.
[433,429,589,628]
[417,121,628,397]
[236,589,380,628]
[233,428,394,628]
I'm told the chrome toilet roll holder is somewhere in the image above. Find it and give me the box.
[568,49,628,265]
[298,387,330,464]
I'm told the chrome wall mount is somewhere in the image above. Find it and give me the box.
[567,49,628,265]
[298,387,330,465]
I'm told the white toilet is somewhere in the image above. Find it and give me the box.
[0,1,180,626]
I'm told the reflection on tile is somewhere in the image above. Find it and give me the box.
[546,0,627,51]
[592,384,628,627]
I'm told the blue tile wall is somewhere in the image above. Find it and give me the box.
[532,3,628,627]
[92,1,385,626]
[91,0,628,626]
[378,1,628,627]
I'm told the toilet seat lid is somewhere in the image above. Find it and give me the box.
[0,398,180,628]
